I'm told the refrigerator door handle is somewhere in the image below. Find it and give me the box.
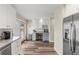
[70,23,76,54]
[72,24,76,53]
[69,24,72,52]
[69,35,72,52]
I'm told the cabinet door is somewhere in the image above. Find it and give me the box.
[11,40,18,55]
[17,39,21,55]
[0,44,11,55]
[11,39,21,55]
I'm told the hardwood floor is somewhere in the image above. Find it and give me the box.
[21,41,57,55]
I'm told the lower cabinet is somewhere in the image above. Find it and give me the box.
[0,44,11,55]
[11,39,21,55]
[43,33,49,42]
[0,39,21,55]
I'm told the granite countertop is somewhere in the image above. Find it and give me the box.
[0,36,20,50]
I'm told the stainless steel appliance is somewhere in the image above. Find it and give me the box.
[63,13,79,55]
[1,31,11,39]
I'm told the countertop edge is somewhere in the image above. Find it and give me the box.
[0,36,20,51]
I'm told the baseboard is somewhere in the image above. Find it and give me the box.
[54,47,59,55]
[21,39,26,44]
[49,40,54,43]
[54,47,63,55]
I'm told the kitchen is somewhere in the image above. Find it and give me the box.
[0,4,64,55]
[27,17,49,42]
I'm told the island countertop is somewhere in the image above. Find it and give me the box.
[0,36,20,50]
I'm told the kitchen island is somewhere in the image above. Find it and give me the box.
[0,36,21,55]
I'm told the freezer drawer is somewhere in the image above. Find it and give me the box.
[63,39,72,55]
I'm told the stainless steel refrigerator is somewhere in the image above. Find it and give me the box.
[63,13,79,55]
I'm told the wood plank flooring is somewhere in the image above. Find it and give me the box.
[21,41,57,55]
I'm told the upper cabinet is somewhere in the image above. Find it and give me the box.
[64,4,79,18]
[0,5,16,29]
[0,5,16,35]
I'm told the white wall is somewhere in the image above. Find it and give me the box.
[0,4,16,35]
[64,4,79,18]
[48,19,54,42]
[54,5,64,55]
[27,20,33,35]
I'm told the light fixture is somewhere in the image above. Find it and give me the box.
[40,18,43,25]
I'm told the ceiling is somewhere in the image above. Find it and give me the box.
[13,4,63,20]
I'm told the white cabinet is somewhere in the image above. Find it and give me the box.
[32,33,36,41]
[0,5,16,34]
[11,39,21,55]
[43,33,49,42]
[0,44,11,55]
